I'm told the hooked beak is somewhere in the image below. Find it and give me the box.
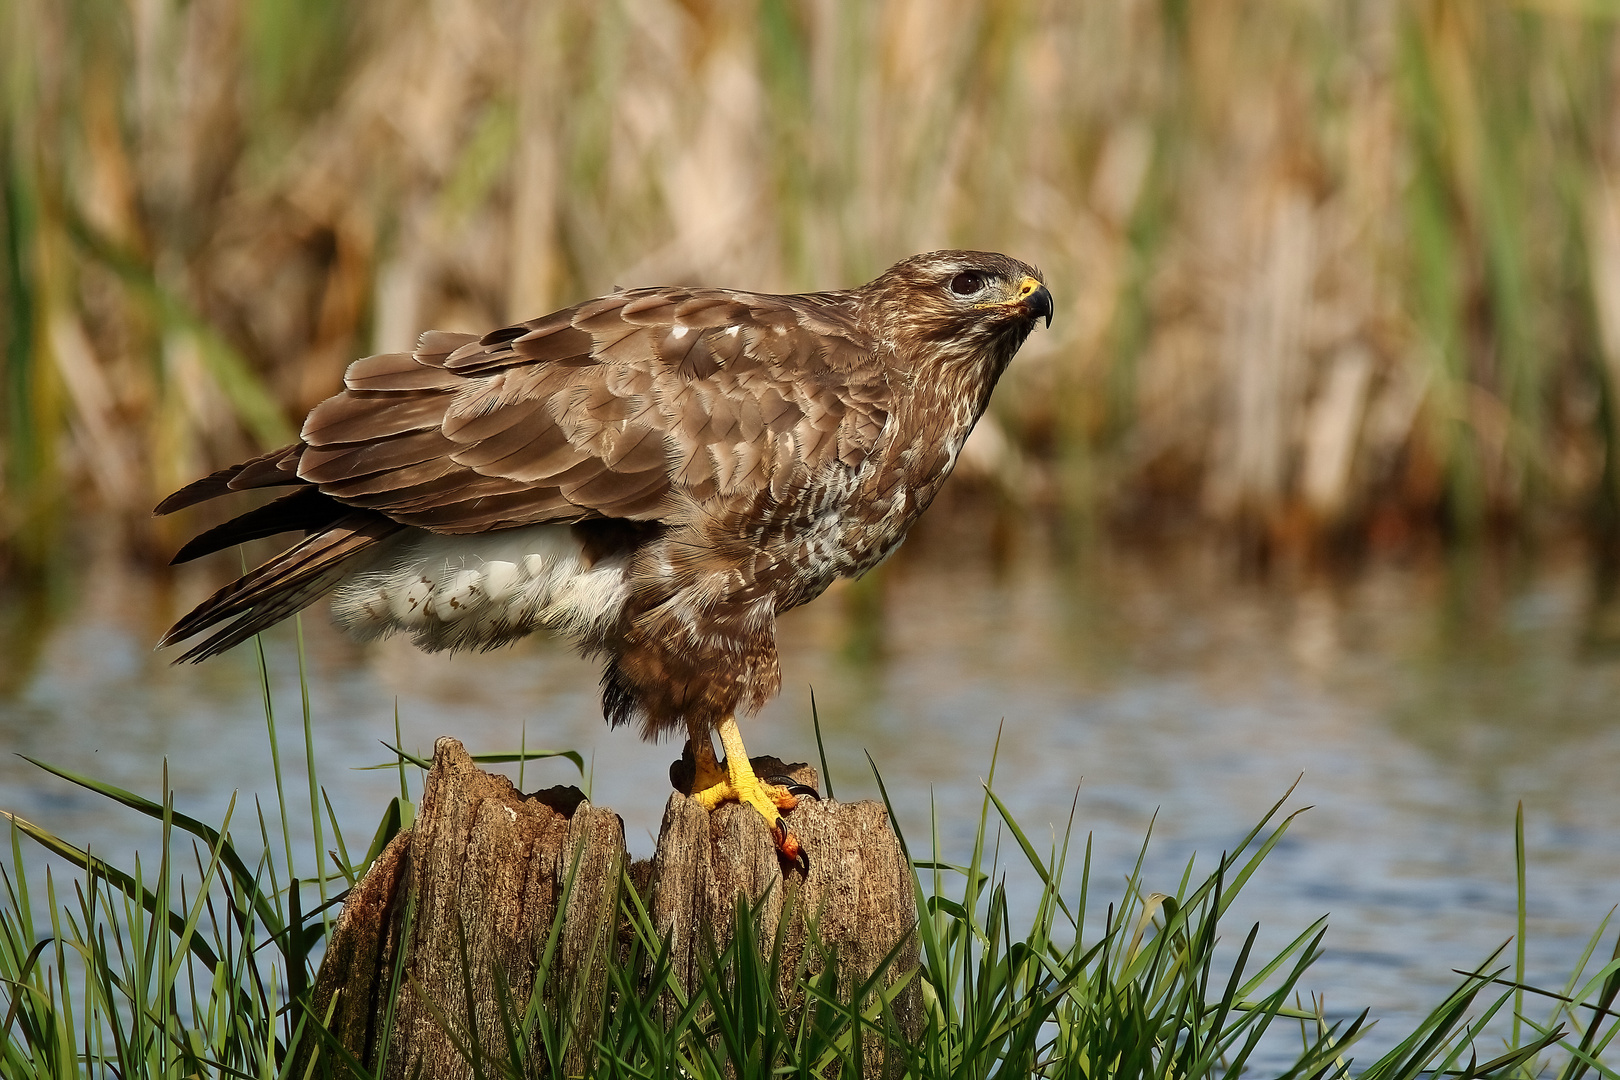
[1014,277,1053,328]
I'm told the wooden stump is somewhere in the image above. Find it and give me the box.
[305,737,624,1079]
[307,737,920,1079]
[650,757,922,1040]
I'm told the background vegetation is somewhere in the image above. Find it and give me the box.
[5,0,1620,571]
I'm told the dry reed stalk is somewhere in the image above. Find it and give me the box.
[2,0,1617,560]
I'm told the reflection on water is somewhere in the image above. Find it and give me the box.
[3,535,1620,1060]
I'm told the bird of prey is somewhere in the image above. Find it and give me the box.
[156,250,1053,867]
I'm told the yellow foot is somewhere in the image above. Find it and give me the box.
[686,717,810,872]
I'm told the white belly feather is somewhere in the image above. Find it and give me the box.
[330,524,630,652]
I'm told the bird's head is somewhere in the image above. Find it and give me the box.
[860,250,1052,367]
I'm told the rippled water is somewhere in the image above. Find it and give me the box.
[4,534,1620,1064]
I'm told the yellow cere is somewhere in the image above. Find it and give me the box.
[982,276,1044,309]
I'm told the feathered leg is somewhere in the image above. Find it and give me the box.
[684,717,808,871]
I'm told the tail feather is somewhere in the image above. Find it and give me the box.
[173,566,354,663]
[162,513,402,662]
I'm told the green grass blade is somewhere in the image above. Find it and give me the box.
[16,756,286,940]
[1,812,219,972]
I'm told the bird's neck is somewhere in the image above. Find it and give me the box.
[874,336,1018,518]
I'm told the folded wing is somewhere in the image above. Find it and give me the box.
[294,288,888,531]
[156,286,890,659]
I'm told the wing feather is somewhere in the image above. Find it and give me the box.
[297,430,456,481]
[302,391,445,443]
[271,286,888,532]
[343,350,464,392]
[511,325,594,364]
[154,445,303,514]
[168,487,345,565]
[314,456,460,499]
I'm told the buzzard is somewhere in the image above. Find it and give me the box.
[157,250,1052,867]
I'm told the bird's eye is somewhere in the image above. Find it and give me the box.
[949,271,988,296]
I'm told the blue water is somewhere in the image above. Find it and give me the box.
[3,535,1619,1069]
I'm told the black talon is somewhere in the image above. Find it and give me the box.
[769,817,811,874]
[766,775,821,800]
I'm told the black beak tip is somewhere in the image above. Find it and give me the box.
[1028,284,1054,329]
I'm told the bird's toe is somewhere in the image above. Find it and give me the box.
[771,819,810,874]
[765,774,821,801]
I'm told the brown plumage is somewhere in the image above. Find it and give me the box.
[158,249,1052,865]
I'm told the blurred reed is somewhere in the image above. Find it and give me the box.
[4,0,1620,566]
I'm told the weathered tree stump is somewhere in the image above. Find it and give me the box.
[650,757,922,1036]
[305,738,625,1079]
[307,736,920,1079]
